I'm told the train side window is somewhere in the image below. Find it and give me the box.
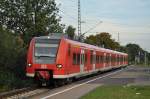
[107,56,109,63]
[73,53,77,65]
[96,55,99,64]
[120,56,122,62]
[83,54,85,64]
[90,54,93,64]
[99,55,101,63]
[85,54,87,64]
[98,55,100,64]
[93,54,96,64]
[106,56,108,63]
[107,56,110,63]
[77,53,80,65]
[103,56,106,63]
[117,56,119,62]
[100,56,103,63]
[113,56,115,62]
[111,56,113,62]
[109,56,111,63]
[120,57,122,62]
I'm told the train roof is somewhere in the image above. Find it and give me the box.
[65,38,128,56]
[33,35,127,56]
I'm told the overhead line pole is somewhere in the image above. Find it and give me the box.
[78,0,81,40]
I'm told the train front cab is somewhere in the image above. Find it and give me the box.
[26,36,68,85]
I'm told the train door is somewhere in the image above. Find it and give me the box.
[93,51,96,70]
[104,53,106,68]
[80,49,85,73]
[109,53,111,67]
[119,55,120,66]
[116,54,118,66]
[123,56,125,65]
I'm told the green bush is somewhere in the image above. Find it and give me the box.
[0,27,34,92]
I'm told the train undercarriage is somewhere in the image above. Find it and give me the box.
[34,70,73,87]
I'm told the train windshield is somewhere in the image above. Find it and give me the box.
[34,39,60,64]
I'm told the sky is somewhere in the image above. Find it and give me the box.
[55,0,150,52]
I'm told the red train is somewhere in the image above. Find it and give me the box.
[26,34,128,85]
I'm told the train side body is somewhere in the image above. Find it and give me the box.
[26,35,128,83]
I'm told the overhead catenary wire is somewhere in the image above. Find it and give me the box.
[82,21,103,36]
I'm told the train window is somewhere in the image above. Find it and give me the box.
[85,54,87,64]
[96,55,99,64]
[90,50,94,64]
[81,53,85,65]
[99,55,100,63]
[117,56,119,62]
[111,56,113,62]
[73,53,77,65]
[98,55,101,64]
[120,56,122,62]
[107,56,109,63]
[100,56,103,63]
[103,56,106,63]
[112,56,115,62]
[90,54,93,64]
[77,53,80,65]
[93,54,96,64]
[106,56,109,63]
[83,54,85,64]
[35,38,60,44]
[109,55,111,63]
[98,55,100,64]
[116,56,118,62]
[107,56,110,63]
[34,38,61,64]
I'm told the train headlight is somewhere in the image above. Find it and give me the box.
[56,64,62,68]
[28,63,32,67]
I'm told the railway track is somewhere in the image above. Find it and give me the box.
[0,86,37,99]
[0,67,126,99]
[0,86,51,99]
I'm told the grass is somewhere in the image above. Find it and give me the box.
[136,64,150,67]
[0,85,9,93]
[80,86,150,99]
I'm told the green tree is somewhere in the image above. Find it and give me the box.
[125,43,143,63]
[0,27,24,70]
[0,0,64,44]
[85,32,120,50]
[0,27,29,90]
[65,25,76,39]
[84,35,97,45]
